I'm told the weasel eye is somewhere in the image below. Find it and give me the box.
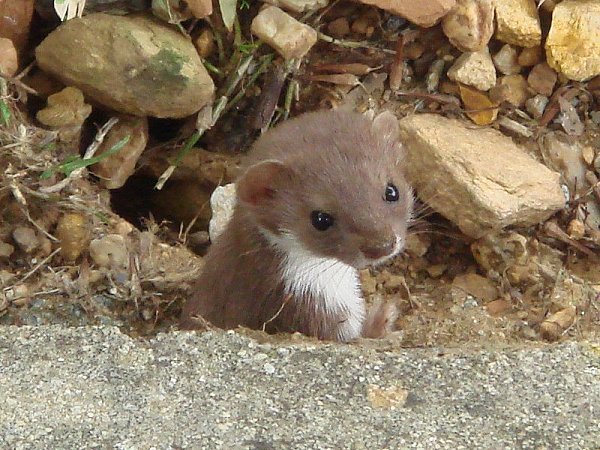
[311,211,334,231]
[385,183,400,202]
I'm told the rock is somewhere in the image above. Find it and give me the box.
[517,46,542,67]
[208,183,237,241]
[540,132,588,196]
[187,0,212,18]
[0,38,18,77]
[546,0,600,81]
[264,0,329,13]
[89,234,129,270]
[36,87,92,128]
[441,0,494,52]
[492,44,521,75]
[494,0,541,48]
[525,94,549,119]
[0,0,34,51]
[540,306,576,341]
[486,299,511,316]
[0,242,14,259]
[327,18,350,38]
[489,74,531,107]
[92,115,149,189]
[567,219,585,240]
[356,0,456,28]
[452,273,498,302]
[398,114,566,238]
[459,84,498,125]
[55,213,89,262]
[12,226,39,253]
[471,231,529,274]
[447,48,496,91]
[36,13,215,118]
[194,29,215,58]
[251,6,318,60]
[527,63,557,97]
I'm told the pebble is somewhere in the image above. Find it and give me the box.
[327,18,350,38]
[525,94,549,119]
[194,29,215,59]
[442,0,494,52]
[36,87,92,129]
[36,13,215,118]
[55,213,89,262]
[356,0,456,28]
[208,183,236,241]
[263,0,329,13]
[12,227,39,254]
[398,114,565,238]
[527,63,557,97]
[186,0,212,18]
[447,48,496,91]
[92,115,149,189]
[89,235,129,270]
[494,0,541,48]
[517,46,542,67]
[0,37,18,77]
[251,6,318,60]
[546,0,600,81]
[452,273,499,302]
[0,242,14,259]
[489,74,531,107]
[492,44,521,75]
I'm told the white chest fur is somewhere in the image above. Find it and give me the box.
[263,231,366,341]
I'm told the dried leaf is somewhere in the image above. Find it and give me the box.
[459,84,498,125]
[219,0,237,32]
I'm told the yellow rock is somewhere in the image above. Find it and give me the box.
[494,0,541,48]
[546,0,600,81]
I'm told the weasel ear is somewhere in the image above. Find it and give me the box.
[372,110,399,142]
[237,160,290,206]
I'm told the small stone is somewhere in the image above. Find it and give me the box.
[367,384,409,409]
[0,242,14,258]
[187,0,212,18]
[263,0,329,13]
[356,0,456,28]
[567,219,585,240]
[209,183,236,241]
[546,0,600,81]
[527,63,557,97]
[251,6,318,60]
[12,227,39,254]
[194,29,215,59]
[404,41,425,60]
[486,299,511,316]
[447,48,496,91]
[442,0,494,52]
[0,37,18,77]
[0,0,34,51]
[36,13,215,118]
[582,146,595,166]
[494,0,541,48]
[492,44,521,75]
[540,306,576,341]
[55,213,90,262]
[517,46,542,67]
[89,234,129,270]
[404,234,431,258]
[452,273,499,302]
[525,94,549,119]
[489,74,531,107]
[36,87,92,128]
[398,114,565,238]
[327,18,350,38]
[92,115,149,189]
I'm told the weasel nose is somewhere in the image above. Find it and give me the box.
[360,237,397,260]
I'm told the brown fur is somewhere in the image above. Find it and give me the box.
[180,109,413,340]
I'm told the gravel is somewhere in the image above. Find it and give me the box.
[0,326,598,449]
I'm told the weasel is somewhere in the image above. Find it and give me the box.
[180,109,413,342]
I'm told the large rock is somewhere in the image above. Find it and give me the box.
[442,0,494,52]
[494,0,541,48]
[356,0,456,28]
[398,114,565,238]
[546,0,600,82]
[35,13,215,118]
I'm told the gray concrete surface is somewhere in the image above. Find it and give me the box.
[0,326,598,450]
